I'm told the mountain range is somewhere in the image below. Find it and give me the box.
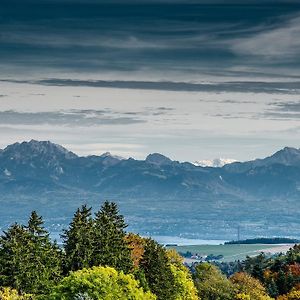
[1,140,300,240]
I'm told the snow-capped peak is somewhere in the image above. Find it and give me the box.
[3,168,11,177]
[193,158,237,168]
[100,152,125,161]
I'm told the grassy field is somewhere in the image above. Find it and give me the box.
[167,244,294,262]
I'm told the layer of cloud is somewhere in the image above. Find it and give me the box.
[0,110,146,126]
[1,78,299,94]
[263,100,300,120]
[1,1,299,77]
[232,15,300,60]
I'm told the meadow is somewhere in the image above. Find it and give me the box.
[167,243,294,262]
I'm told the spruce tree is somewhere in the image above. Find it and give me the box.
[0,212,62,295]
[27,210,48,236]
[92,201,133,273]
[276,269,288,295]
[266,278,279,298]
[62,205,94,272]
[24,211,63,294]
[139,238,176,300]
[0,223,29,290]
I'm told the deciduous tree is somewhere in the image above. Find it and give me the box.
[46,266,156,300]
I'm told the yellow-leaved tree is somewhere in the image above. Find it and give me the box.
[166,249,199,300]
[230,272,274,300]
[0,287,33,300]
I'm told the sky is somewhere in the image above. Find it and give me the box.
[0,0,300,162]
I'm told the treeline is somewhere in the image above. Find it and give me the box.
[226,238,300,245]
[0,201,300,300]
[239,247,300,299]
[0,202,198,299]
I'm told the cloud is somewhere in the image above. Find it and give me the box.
[262,100,300,120]
[1,0,299,77]
[1,78,299,94]
[0,110,146,126]
[232,15,300,60]
[270,101,300,112]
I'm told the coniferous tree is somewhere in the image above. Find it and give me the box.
[0,212,62,294]
[286,271,295,293]
[277,269,288,295]
[266,278,279,298]
[24,211,63,294]
[27,210,48,236]
[62,205,94,272]
[92,201,133,273]
[139,238,176,300]
[0,223,29,291]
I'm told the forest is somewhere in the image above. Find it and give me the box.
[1,202,300,300]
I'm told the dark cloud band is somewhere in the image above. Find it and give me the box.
[1,78,299,94]
[0,110,146,126]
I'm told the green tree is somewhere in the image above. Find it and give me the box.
[27,211,47,236]
[193,262,235,300]
[46,266,156,300]
[23,211,62,294]
[62,205,94,272]
[140,238,176,300]
[0,212,62,295]
[277,269,289,295]
[243,253,269,283]
[0,223,29,290]
[92,201,132,273]
[266,278,279,298]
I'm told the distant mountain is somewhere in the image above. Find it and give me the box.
[146,153,174,166]
[1,140,300,240]
[193,158,237,168]
[224,147,300,172]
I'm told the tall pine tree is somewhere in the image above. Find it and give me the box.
[62,205,94,272]
[24,211,62,294]
[92,201,133,273]
[0,223,29,291]
[139,238,176,300]
[0,212,62,294]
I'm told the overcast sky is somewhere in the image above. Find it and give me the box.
[0,0,300,161]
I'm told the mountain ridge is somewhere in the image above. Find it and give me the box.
[1,140,300,240]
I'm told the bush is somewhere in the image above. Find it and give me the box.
[46,266,156,300]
